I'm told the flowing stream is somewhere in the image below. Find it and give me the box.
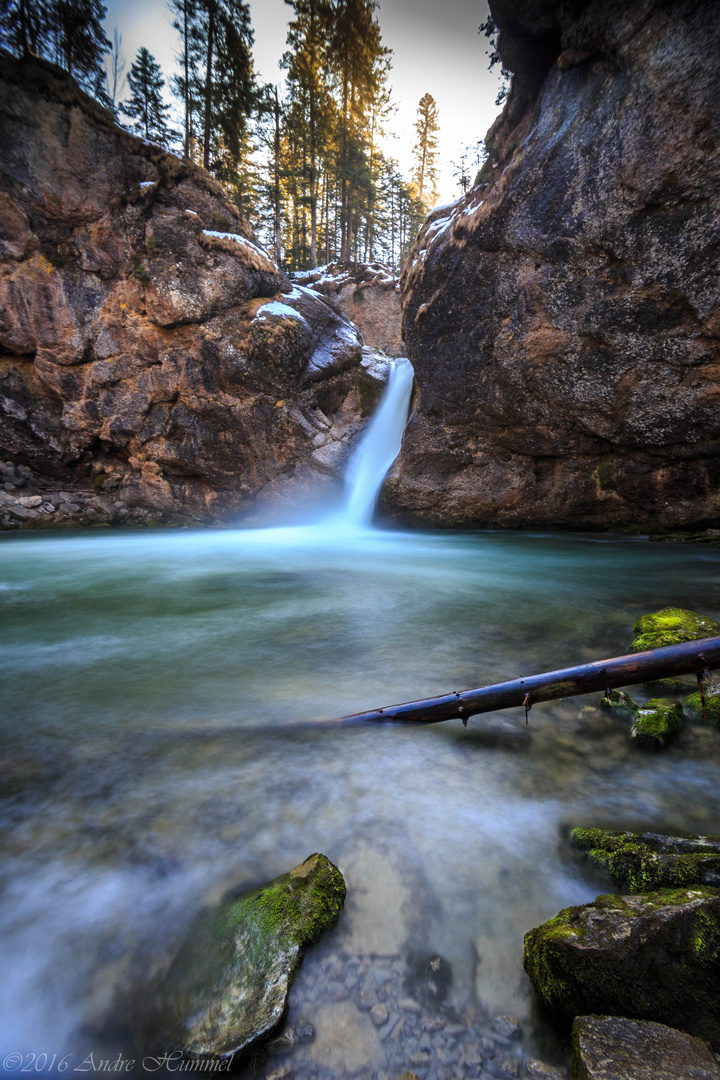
[2,368,720,1078]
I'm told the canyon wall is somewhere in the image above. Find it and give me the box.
[0,55,383,528]
[391,0,720,532]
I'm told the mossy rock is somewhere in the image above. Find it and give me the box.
[630,606,720,653]
[570,827,720,892]
[523,887,720,1049]
[684,688,720,726]
[598,689,638,721]
[630,698,684,748]
[155,854,346,1060]
[644,676,696,695]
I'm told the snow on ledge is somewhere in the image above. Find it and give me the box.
[201,229,276,265]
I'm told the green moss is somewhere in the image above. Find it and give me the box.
[91,472,105,494]
[631,697,684,748]
[684,689,720,726]
[598,689,638,720]
[570,827,720,892]
[630,607,720,653]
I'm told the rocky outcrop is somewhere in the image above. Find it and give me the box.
[293,262,404,357]
[572,1015,720,1080]
[391,0,720,531]
[523,887,720,1049]
[154,854,345,1060]
[0,55,386,528]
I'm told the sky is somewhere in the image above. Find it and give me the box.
[104,0,505,206]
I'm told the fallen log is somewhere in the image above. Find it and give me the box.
[326,636,720,727]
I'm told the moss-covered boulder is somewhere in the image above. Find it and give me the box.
[598,689,638,721]
[684,688,720,726]
[157,854,346,1060]
[630,698,684,748]
[570,828,720,892]
[572,1015,720,1080]
[523,887,720,1049]
[630,607,720,653]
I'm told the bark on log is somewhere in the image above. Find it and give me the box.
[327,636,720,727]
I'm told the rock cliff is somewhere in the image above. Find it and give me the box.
[0,55,384,529]
[392,0,720,531]
[292,262,404,357]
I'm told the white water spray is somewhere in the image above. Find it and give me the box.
[342,357,414,527]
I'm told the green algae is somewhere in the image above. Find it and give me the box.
[631,697,684,748]
[630,607,720,653]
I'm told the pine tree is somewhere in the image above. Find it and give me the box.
[170,0,198,158]
[281,0,334,267]
[50,0,111,98]
[0,0,52,58]
[123,47,176,146]
[412,92,440,210]
[330,0,388,261]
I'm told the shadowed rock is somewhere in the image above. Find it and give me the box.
[570,827,720,892]
[523,887,720,1049]
[572,1015,720,1080]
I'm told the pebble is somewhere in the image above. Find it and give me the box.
[356,988,376,1010]
[399,997,422,1013]
[18,495,42,507]
[409,1052,430,1066]
[524,1060,566,1080]
[370,1003,389,1027]
[492,1016,522,1041]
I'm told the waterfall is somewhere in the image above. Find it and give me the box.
[341,357,414,527]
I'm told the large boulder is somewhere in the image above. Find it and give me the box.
[523,887,720,1049]
[390,0,720,531]
[154,854,346,1060]
[0,55,381,528]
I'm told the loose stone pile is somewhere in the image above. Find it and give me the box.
[0,460,153,528]
[262,945,564,1080]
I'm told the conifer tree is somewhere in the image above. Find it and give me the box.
[123,47,176,146]
[170,0,198,158]
[281,0,334,267]
[51,0,111,99]
[412,92,440,210]
[0,0,52,58]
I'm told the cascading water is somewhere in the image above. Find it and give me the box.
[341,356,414,527]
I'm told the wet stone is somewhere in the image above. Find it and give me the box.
[356,988,376,1010]
[524,1060,566,1080]
[370,1003,389,1027]
[492,1016,521,1041]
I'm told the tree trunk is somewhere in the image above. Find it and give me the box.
[325,637,720,726]
[203,0,215,172]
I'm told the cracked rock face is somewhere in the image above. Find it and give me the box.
[0,56,380,528]
[391,0,720,532]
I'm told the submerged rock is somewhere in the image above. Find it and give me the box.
[570,827,720,892]
[523,887,720,1049]
[597,690,637,722]
[630,698,684,748]
[572,1015,720,1080]
[629,608,720,653]
[684,688,720,726]
[156,854,345,1060]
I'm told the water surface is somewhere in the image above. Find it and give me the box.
[2,524,720,1076]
